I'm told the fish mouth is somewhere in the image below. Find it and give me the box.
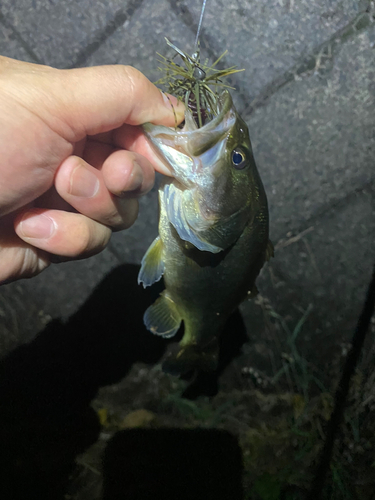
[143,90,236,185]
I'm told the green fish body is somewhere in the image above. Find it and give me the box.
[138,90,272,375]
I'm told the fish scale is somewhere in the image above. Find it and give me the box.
[138,89,272,376]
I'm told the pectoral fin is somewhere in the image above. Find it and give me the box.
[138,236,165,288]
[144,292,182,338]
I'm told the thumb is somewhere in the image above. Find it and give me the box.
[57,65,185,139]
[0,57,185,141]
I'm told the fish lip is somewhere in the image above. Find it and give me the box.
[143,89,232,137]
[142,90,234,182]
[142,123,191,182]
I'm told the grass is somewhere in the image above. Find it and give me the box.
[267,304,327,400]
[240,298,375,500]
[66,300,375,500]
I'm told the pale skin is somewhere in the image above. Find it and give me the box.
[0,56,184,285]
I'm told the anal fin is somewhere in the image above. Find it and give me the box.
[144,292,182,338]
[138,236,165,288]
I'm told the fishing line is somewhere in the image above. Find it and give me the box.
[194,0,207,47]
[308,263,375,498]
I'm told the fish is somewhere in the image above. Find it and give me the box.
[138,89,272,375]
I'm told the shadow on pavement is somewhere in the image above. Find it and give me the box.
[0,263,247,499]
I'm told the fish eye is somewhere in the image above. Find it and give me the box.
[232,148,247,170]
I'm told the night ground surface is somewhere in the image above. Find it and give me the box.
[0,1,374,499]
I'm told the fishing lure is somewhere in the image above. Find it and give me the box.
[155,37,244,128]
[138,2,272,375]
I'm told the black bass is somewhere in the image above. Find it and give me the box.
[138,90,272,375]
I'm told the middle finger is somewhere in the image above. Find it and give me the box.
[54,155,139,230]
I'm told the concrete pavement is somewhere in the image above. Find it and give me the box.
[0,0,374,364]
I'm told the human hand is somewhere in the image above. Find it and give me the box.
[0,56,184,284]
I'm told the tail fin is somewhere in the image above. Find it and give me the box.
[162,339,219,376]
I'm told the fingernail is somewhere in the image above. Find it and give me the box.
[20,213,55,239]
[69,165,99,198]
[126,162,143,192]
[162,92,184,113]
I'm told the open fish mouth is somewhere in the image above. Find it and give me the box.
[143,90,236,186]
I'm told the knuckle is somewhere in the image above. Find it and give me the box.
[73,219,93,255]
[102,198,138,230]
[21,247,50,278]
[72,217,110,256]
[120,65,148,99]
[116,199,138,230]
[102,208,123,228]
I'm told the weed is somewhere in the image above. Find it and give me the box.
[241,300,373,499]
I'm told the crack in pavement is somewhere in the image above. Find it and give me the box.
[272,175,375,247]
[166,0,248,109]
[0,11,42,64]
[244,3,375,115]
[166,0,219,61]
[165,1,375,114]
[67,0,146,69]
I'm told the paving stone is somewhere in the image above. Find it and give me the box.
[237,181,375,379]
[107,183,159,265]
[0,0,191,352]
[267,182,374,318]
[84,0,196,81]
[84,0,197,264]
[177,0,362,102]
[0,248,119,357]
[0,19,38,62]
[87,0,375,246]
[1,0,374,369]
[1,4,374,496]
[247,23,375,242]
[0,0,189,352]
[0,0,137,68]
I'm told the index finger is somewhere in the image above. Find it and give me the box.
[111,124,174,177]
[57,65,185,139]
